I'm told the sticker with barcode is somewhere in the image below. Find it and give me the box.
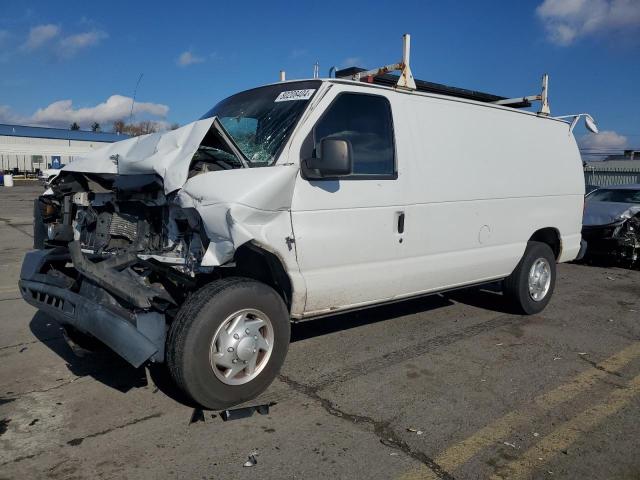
[274,89,315,102]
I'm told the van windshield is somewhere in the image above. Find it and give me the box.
[201,81,321,166]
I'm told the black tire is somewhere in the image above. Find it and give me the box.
[503,241,556,315]
[166,277,290,410]
[33,199,47,249]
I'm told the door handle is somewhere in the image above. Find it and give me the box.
[397,212,405,234]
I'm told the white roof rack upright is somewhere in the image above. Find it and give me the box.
[492,74,551,115]
[339,34,417,90]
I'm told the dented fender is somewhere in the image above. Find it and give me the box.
[175,165,300,266]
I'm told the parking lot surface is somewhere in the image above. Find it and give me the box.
[1,183,639,479]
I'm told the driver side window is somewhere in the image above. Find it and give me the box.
[314,93,396,177]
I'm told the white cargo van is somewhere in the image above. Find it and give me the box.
[20,36,592,408]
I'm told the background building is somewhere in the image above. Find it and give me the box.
[0,123,127,174]
[604,150,640,162]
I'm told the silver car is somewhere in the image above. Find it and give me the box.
[582,184,640,265]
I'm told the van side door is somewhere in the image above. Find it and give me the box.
[290,90,408,316]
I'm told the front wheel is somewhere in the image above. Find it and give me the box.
[503,241,556,315]
[166,277,290,409]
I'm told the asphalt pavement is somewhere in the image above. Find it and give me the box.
[1,183,639,479]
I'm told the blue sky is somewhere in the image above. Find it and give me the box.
[0,0,639,156]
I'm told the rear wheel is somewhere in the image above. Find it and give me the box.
[166,277,290,409]
[503,241,556,315]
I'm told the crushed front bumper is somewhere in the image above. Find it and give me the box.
[19,249,165,367]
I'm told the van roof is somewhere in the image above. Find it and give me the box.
[242,78,569,126]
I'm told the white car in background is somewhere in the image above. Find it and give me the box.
[38,167,62,187]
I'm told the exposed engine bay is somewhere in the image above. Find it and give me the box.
[33,172,214,312]
[36,120,247,276]
[39,174,209,272]
[31,119,251,314]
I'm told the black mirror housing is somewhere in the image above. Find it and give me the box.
[305,138,352,178]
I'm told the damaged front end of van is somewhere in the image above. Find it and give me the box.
[19,115,300,367]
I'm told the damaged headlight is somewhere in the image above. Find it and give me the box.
[47,222,74,241]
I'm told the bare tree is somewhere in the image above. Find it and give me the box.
[111,120,165,137]
[112,120,125,134]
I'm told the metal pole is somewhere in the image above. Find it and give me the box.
[539,73,550,116]
[398,34,416,90]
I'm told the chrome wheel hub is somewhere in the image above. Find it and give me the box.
[528,258,551,302]
[209,309,274,385]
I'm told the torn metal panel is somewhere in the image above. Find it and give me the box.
[61,118,216,194]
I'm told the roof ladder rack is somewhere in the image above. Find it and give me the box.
[492,74,551,115]
[335,34,541,110]
[340,34,417,90]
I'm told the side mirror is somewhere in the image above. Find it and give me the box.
[304,138,353,178]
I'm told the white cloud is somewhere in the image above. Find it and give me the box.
[536,0,640,45]
[177,50,204,66]
[57,30,107,58]
[0,105,27,124]
[22,24,60,51]
[580,130,628,159]
[19,24,106,58]
[0,95,169,129]
[580,130,628,149]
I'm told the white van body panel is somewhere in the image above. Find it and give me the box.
[287,81,583,316]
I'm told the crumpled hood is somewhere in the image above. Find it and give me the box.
[54,116,302,275]
[583,200,640,226]
[59,117,215,193]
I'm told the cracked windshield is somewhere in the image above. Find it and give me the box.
[202,80,320,166]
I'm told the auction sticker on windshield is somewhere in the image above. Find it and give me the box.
[274,89,315,102]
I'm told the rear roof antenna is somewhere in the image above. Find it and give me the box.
[279,70,286,82]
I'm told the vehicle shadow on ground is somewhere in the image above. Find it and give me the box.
[29,311,149,393]
[576,257,639,271]
[290,294,454,342]
[27,286,506,408]
[443,282,520,315]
